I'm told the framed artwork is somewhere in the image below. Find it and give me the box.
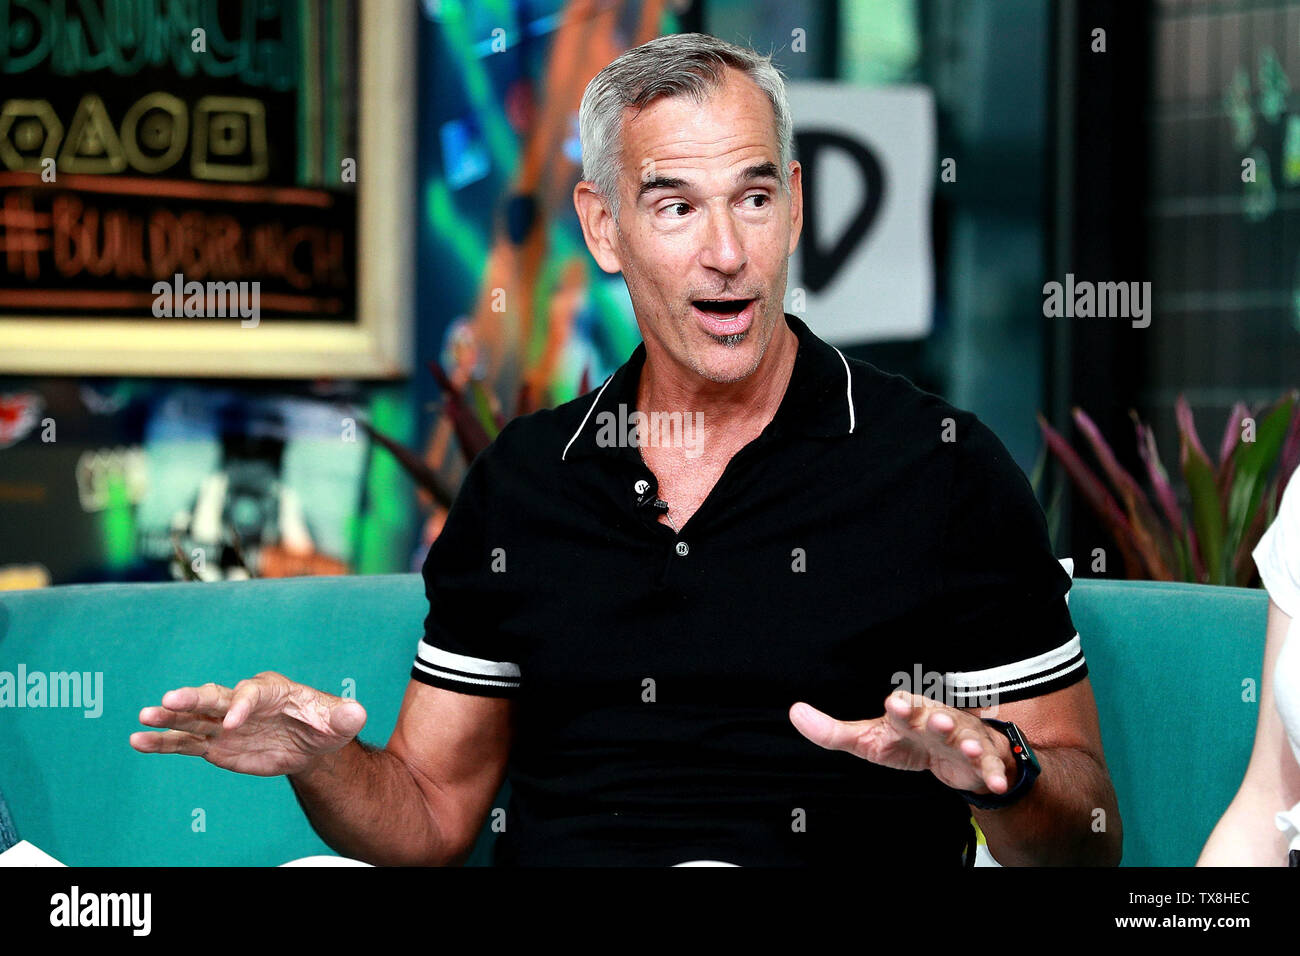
[0,0,413,378]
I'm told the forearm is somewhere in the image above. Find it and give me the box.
[974,744,1122,866]
[1198,789,1292,866]
[287,738,458,866]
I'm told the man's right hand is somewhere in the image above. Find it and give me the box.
[129,671,367,777]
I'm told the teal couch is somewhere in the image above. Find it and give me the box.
[0,575,1269,866]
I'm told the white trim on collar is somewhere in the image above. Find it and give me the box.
[831,346,855,434]
[561,373,615,461]
[562,333,856,458]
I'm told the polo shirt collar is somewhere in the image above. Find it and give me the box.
[561,313,856,462]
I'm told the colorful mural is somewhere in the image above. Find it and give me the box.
[413,0,679,559]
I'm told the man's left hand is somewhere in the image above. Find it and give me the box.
[789,691,1018,797]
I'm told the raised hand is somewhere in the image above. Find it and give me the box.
[789,690,1017,796]
[129,671,367,777]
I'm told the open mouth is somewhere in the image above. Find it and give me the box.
[692,298,754,318]
[691,297,757,342]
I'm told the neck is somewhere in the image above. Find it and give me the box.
[636,317,799,449]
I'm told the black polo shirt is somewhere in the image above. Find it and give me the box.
[411,312,1084,866]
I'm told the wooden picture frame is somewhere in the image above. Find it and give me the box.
[0,0,414,379]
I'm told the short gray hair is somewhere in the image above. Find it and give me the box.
[578,32,793,221]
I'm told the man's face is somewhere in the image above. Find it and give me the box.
[578,67,803,385]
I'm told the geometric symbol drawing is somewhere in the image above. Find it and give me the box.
[0,100,64,171]
[191,96,268,182]
[56,94,127,174]
[121,92,189,174]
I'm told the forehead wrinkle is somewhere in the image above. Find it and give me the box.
[621,88,778,166]
[626,135,776,182]
[628,123,768,160]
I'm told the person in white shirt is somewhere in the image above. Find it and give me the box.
[1199,470,1300,865]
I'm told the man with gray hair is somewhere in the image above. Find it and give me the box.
[132,33,1120,867]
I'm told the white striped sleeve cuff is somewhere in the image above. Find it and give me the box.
[943,632,1086,706]
[410,639,521,695]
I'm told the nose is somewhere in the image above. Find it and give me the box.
[699,203,747,276]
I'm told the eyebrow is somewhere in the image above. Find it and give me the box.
[739,161,782,184]
[637,176,689,200]
[636,162,783,201]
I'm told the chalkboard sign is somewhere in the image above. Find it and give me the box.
[0,0,413,378]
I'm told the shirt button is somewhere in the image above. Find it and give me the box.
[634,479,650,495]
[675,541,689,557]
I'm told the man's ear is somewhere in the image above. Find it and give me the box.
[785,160,803,258]
[573,182,623,273]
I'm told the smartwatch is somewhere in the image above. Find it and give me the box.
[956,718,1040,810]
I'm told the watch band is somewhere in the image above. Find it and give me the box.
[956,718,1041,810]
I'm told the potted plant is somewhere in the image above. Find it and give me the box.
[1037,392,1299,585]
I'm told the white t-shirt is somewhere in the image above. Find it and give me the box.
[1251,472,1300,855]
[1253,475,1300,766]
